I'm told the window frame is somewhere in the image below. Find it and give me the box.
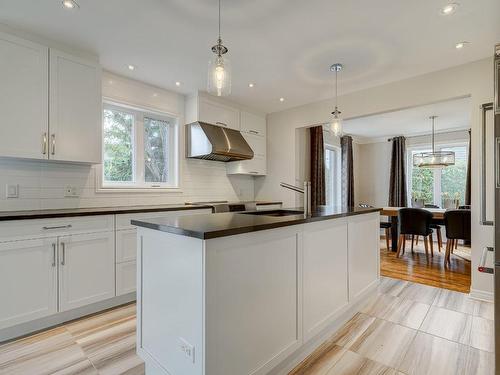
[324,144,342,207]
[96,100,180,193]
[407,140,468,207]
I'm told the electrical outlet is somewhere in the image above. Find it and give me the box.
[64,186,79,198]
[179,337,195,363]
[6,184,19,198]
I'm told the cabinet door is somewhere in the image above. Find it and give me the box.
[0,238,57,329]
[198,98,240,130]
[49,49,102,163]
[116,228,137,262]
[0,32,48,160]
[226,134,267,175]
[116,260,136,296]
[58,232,115,312]
[240,110,266,136]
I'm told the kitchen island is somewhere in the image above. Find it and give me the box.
[132,206,381,375]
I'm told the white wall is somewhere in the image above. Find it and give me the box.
[257,58,494,299]
[0,72,255,211]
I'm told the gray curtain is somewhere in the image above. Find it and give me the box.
[465,129,471,206]
[341,135,354,207]
[309,126,326,206]
[389,136,407,207]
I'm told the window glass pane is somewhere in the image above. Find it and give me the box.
[411,150,434,204]
[103,109,134,182]
[440,146,468,206]
[144,117,170,183]
[325,149,333,205]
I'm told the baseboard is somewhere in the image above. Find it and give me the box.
[0,293,136,343]
[469,288,494,302]
[268,279,380,375]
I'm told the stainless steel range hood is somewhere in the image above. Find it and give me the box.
[186,121,254,162]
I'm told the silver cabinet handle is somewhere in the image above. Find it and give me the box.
[249,130,259,135]
[51,134,56,155]
[42,133,47,155]
[215,122,228,127]
[52,243,56,267]
[43,224,72,230]
[480,103,494,226]
[60,242,66,266]
[249,171,259,174]
[478,246,494,274]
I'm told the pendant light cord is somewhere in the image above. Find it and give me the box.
[335,69,338,110]
[218,0,221,41]
[431,116,436,153]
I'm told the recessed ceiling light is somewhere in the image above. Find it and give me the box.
[127,64,136,71]
[248,83,254,88]
[440,2,458,15]
[62,0,79,9]
[175,81,181,87]
[455,41,469,49]
[279,97,285,102]
[152,93,158,97]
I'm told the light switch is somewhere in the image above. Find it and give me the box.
[6,184,19,198]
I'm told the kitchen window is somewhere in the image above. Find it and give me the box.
[325,146,342,206]
[100,102,179,190]
[407,143,468,207]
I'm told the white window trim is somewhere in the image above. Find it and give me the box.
[325,144,342,207]
[96,100,181,193]
[407,140,468,206]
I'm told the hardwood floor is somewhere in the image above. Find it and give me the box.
[0,278,490,375]
[380,239,471,293]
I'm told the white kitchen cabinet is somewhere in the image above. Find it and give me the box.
[226,133,267,175]
[116,260,136,296]
[240,110,266,137]
[186,94,240,130]
[58,231,115,312]
[0,32,49,160]
[0,238,58,330]
[49,49,102,164]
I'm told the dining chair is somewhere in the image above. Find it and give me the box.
[397,208,434,259]
[412,205,442,252]
[444,209,471,264]
[359,203,392,250]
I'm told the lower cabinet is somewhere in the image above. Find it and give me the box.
[58,232,115,312]
[0,238,58,330]
[116,260,136,296]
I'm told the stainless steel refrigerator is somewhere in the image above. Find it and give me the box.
[494,43,500,373]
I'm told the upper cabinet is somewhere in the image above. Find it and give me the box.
[0,31,102,164]
[0,32,48,160]
[49,50,102,163]
[186,94,240,130]
[240,110,266,137]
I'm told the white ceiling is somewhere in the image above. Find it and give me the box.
[0,0,498,113]
[343,96,471,141]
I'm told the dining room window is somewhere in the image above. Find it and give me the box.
[407,143,468,207]
[325,146,341,206]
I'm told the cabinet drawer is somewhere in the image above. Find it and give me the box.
[116,228,137,262]
[116,208,212,230]
[198,98,240,130]
[116,261,136,296]
[0,215,114,242]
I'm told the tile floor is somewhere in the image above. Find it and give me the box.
[0,277,494,375]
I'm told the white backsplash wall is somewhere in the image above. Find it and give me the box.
[0,72,255,211]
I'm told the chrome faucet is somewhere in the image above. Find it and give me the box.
[280,181,312,216]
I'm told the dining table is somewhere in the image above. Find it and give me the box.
[381,207,447,251]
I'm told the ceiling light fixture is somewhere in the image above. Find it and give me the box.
[440,2,458,15]
[329,63,343,137]
[413,116,455,168]
[279,97,285,102]
[248,83,254,88]
[455,41,469,49]
[207,0,231,96]
[127,64,136,71]
[62,0,79,9]
[175,81,181,86]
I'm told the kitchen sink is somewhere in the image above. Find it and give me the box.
[241,209,304,217]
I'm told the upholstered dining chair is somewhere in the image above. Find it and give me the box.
[359,203,392,250]
[397,208,434,259]
[444,209,471,264]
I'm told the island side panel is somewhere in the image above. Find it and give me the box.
[302,218,349,342]
[347,212,380,301]
[136,227,205,375]
[204,226,302,375]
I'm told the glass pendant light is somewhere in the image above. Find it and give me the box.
[413,116,455,168]
[329,63,343,137]
[208,0,231,96]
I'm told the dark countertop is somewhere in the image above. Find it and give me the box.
[0,201,283,221]
[131,206,381,239]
